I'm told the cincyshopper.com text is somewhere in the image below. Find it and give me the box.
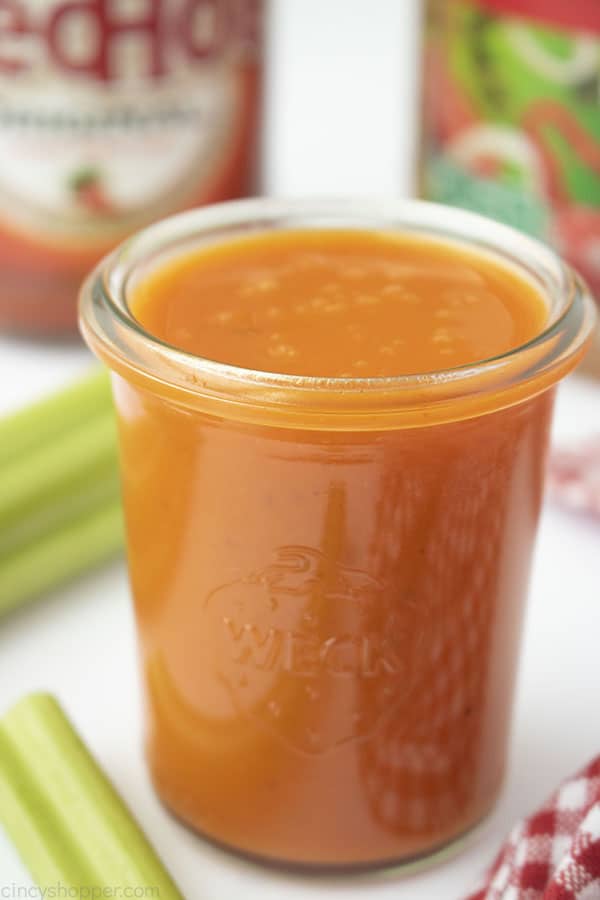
[1,886,160,900]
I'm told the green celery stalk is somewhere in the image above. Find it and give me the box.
[0,411,119,539]
[0,693,184,898]
[0,468,121,559]
[0,501,124,616]
[0,369,112,467]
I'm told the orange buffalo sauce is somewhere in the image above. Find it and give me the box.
[132,229,546,376]
[118,229,552,868]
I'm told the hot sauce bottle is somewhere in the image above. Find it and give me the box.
[0,0,264,335]
[419,0,600,376]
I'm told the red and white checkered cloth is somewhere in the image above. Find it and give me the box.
[464,756,600,900]
[549,440,600,520]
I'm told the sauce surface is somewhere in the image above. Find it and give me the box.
[131,229,547,377]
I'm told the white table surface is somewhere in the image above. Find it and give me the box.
[1,2,599,898]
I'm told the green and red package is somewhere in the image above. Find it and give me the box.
[420,0,600,299]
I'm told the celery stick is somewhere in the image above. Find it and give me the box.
[0,368,112,467]
[0,468,120,560]
[0,501,124,616]
[0,411,119,534]
[0,694,184,898]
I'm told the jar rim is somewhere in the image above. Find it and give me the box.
[79,197,596,429]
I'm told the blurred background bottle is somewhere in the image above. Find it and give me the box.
[0,0,265,336]
[419,0,600,377]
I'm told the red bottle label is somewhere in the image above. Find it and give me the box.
[475,0,600,34]
[0,0,264,331]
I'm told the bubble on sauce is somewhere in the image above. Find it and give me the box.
[267,700,281,718]
[308,296,345,313]
[401,291,421,304]
[342,266,367,279]
[345,323,363,343]
[381,284,405,298]
[173,327,193,342]
[443,288,478,307]
[255,278,279,292]
[268,343,298,359]
[298,252,328,268]
[209,310,233,325]
[353,360,368,369]
[355,294,379,306]
[432,329,453,344]
[239,277,280,298]
[322,301,346,314]
[266,306,281,318]
[304,685,320,701]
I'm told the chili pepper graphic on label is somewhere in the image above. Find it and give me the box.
[69,168,116,216]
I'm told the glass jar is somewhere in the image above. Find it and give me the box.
[80,198,595,871]
[419,0,600,376]
[0,0,264,336]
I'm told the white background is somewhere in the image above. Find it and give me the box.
[1,1,600,897]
